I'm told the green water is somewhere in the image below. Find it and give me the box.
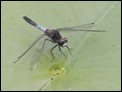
[1,1,121,91]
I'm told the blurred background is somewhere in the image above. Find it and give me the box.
[1,1,121,91]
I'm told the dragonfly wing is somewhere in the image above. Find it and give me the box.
[30,46,43,70]
[14,34,45,63]
[30,36,52,70]
[57,23,106,32]
[57,23,95,31]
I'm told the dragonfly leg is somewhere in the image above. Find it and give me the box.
[66,45,73,57]
[41,38,53,50]
[41,39,56,62]
[58,46,67,58]
[50,45,58,61]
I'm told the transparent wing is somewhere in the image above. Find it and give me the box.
[56,23,106,32]
[30,36,46,70]
[14,34,45,63]
[30,46,43,70]
[30,36,52,70]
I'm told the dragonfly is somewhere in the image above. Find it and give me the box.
[14,16,106,69]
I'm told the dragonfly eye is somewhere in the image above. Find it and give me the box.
[63,37,68,42]
[58,38,68,46]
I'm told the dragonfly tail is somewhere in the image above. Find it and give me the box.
[23,16,46,32]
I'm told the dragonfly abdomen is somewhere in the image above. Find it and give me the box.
[23,16,46,32]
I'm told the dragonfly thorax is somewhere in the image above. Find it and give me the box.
[45,29,68,47]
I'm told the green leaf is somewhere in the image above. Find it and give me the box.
[1,1,121,91]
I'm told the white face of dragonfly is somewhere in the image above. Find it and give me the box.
[63,42,67,46]
[62,37,68,47]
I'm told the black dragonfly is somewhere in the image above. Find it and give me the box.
[14,16,106,69]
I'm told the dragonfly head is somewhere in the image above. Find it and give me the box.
[59,37,68,47]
